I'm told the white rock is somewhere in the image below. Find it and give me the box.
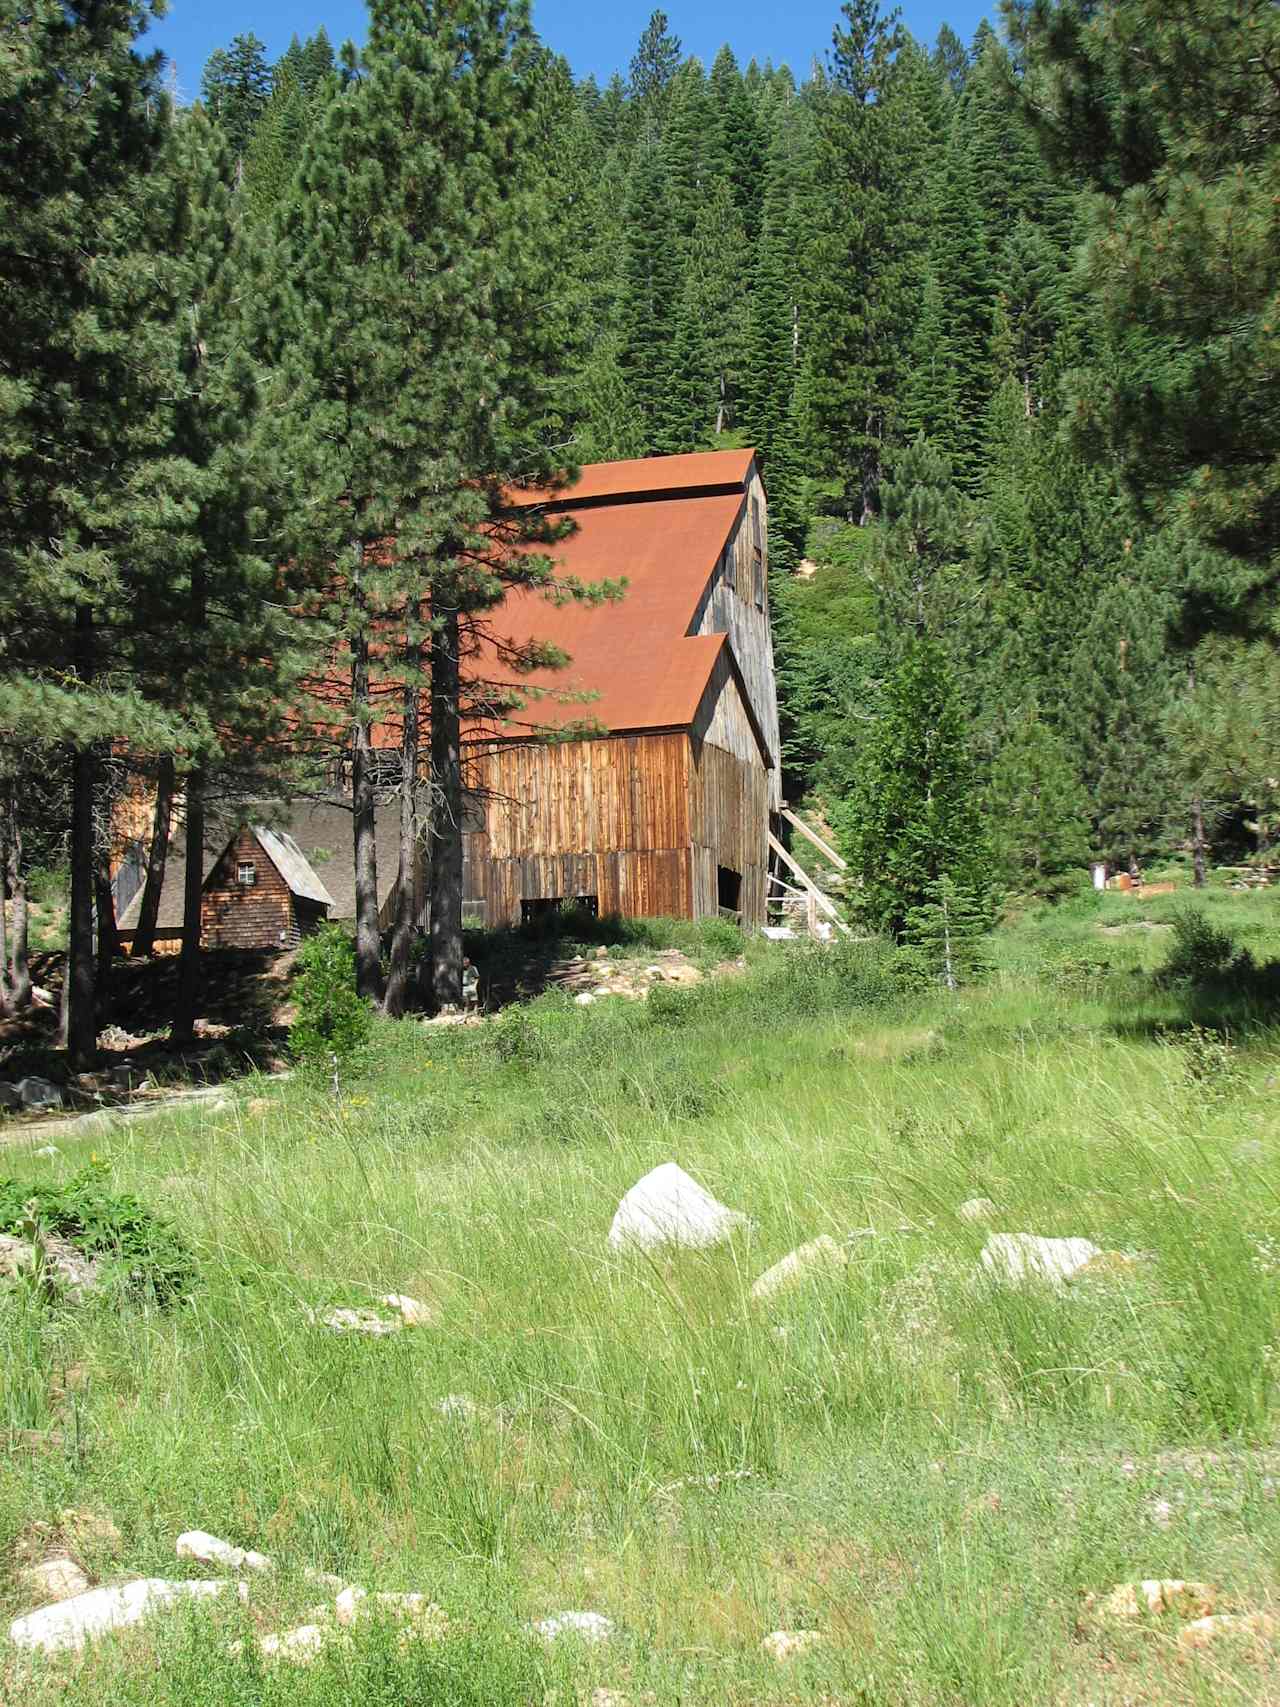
[957,1197,998,1224]
[436,1393,482,1421]
[379,1292,435,1327]
[575,992,594,1006]
[9,1577,245,1654]
[1179,1611,1277,1649]
[533,1609,615,1643]
[18,1557,91,1603]
[303,1566,348,1592]
[980,1232,1102,1285]
[176,1529,274,1574]
[644,965,665,978]
[260,1623,327,1663]
[762,1629,824,1662]
[309,1306,402,1336]
[333,1586,368,1626]
[33,1145,60,1160]
[750,1235,847,1301]
[608,1163,749,1251]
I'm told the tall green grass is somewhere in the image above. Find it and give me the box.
[4,895,1280,1703]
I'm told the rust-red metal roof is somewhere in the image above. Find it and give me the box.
[469,450,754,740]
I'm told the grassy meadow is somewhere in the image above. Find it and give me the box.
[3,879,1280,1704]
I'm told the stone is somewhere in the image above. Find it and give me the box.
[534,1610,615,1643]
[644,965,665,978]
[332,1586,445,1636]
[33,1145,60,1160]
[260,1623,327,1663]
[957,1197,998,1224]
[334,1586,368,1626]
[303,1566,348,1592]
[1093,1581,1215,1621]
[0,1083,22,1112]
[761,1629,824,1662]
[17,1076,62,1111]
[589,1691,631,1707]
[309,1306,402,1336]
[379,1292,436,1327]
[980,1232,1102,1285]
[436,1393,483,1421]
[8,1577,246,1654]
[58,1508,122,1556]
[575,992,594,1006]
[1179,1612,1277,1649]
[247,1098,270,1116]
[608,1163,750,1252]
[18,1557,91,1603]
[750,1235,848,1302]
[0,1233,35,1279]
[176,1530,274,1574]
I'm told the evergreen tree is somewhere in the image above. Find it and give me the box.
[200,33,272,158]
[628,9,682,140]
[663,175,749,447]
[841,635,994,938]
[0,0,191,1064]
[707,45,766,243]
[617,145,682,454]
[265,0,589,1013]
[986,705,1090,891]
[802,6,931,519]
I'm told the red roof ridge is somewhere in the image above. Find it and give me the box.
[509,448,756,511]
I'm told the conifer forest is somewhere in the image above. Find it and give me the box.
[4,0,1280,1052]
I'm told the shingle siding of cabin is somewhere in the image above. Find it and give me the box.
[201,829,303,950]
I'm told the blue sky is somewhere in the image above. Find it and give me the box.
[147,0,997,103]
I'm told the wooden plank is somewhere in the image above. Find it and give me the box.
[767,832,850,934]
[780,807,847,871]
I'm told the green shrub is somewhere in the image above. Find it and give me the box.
[291,926,374,1088]
[0,1164,197,1303]
[696,915,745,956]
[1159,908,1238,984]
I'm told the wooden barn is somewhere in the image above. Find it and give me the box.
[460,449,781,929]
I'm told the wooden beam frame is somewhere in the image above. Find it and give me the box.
[780,806,847,871]
[767,831,850,935]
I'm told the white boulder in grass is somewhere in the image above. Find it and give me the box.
[980,1232,1101,1286]
[176,1530,274,1574]
[750,1235,848,1302]
[9,1578,247,1654]
[533,1610,615,1643]
[608,1162,750,1251]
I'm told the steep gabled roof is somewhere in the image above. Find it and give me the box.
[469,449,758,743]
[255,828,335,909]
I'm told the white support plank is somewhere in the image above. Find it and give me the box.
[780,807,847,870]
[767,832,850,934]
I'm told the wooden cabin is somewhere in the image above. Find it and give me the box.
[460,449,780,929]
[118,824,335,951]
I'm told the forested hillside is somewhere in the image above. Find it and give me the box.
[3,0,1279,1053]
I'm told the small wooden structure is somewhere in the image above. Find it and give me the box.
[118,824,334,951]
[461,450,781,929]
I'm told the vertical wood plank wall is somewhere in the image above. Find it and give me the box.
[688,657,769,924]
[464,734,696,925]
[688,468,782,812]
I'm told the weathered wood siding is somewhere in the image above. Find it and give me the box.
[201,829,299,949]
[464,734,694,926]
[687,465,782,812]
[688,657,769,926]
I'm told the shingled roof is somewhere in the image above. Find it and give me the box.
[469,448,758,742]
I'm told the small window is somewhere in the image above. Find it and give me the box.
[237,861,257,887]
[751,496,762,553]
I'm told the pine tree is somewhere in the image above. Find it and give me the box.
[841,635,994,938]
[264,0,590,1013]
[707,46,766,243]
[628,9,683,141]
[663,175,749,447]
[0,0,192,1064]
[986,705,1091,892]
[200,33,272,159]
[617,145,683,454]
[802,7,932,519]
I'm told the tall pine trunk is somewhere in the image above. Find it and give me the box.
[1188,663,1207,888]
[428,604,463,1011]
[171,768,205,1043]
[0,796,9,1017]
[173,556,208,1046]
[0,767,28,1011]
[93,828,120,1021]
[132,756,175,957]
[65,607,97,1068]
[384,654,421,1017]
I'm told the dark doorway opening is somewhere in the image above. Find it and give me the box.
[717,866,742,915]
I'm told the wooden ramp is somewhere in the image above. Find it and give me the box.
[766,819,849,939]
